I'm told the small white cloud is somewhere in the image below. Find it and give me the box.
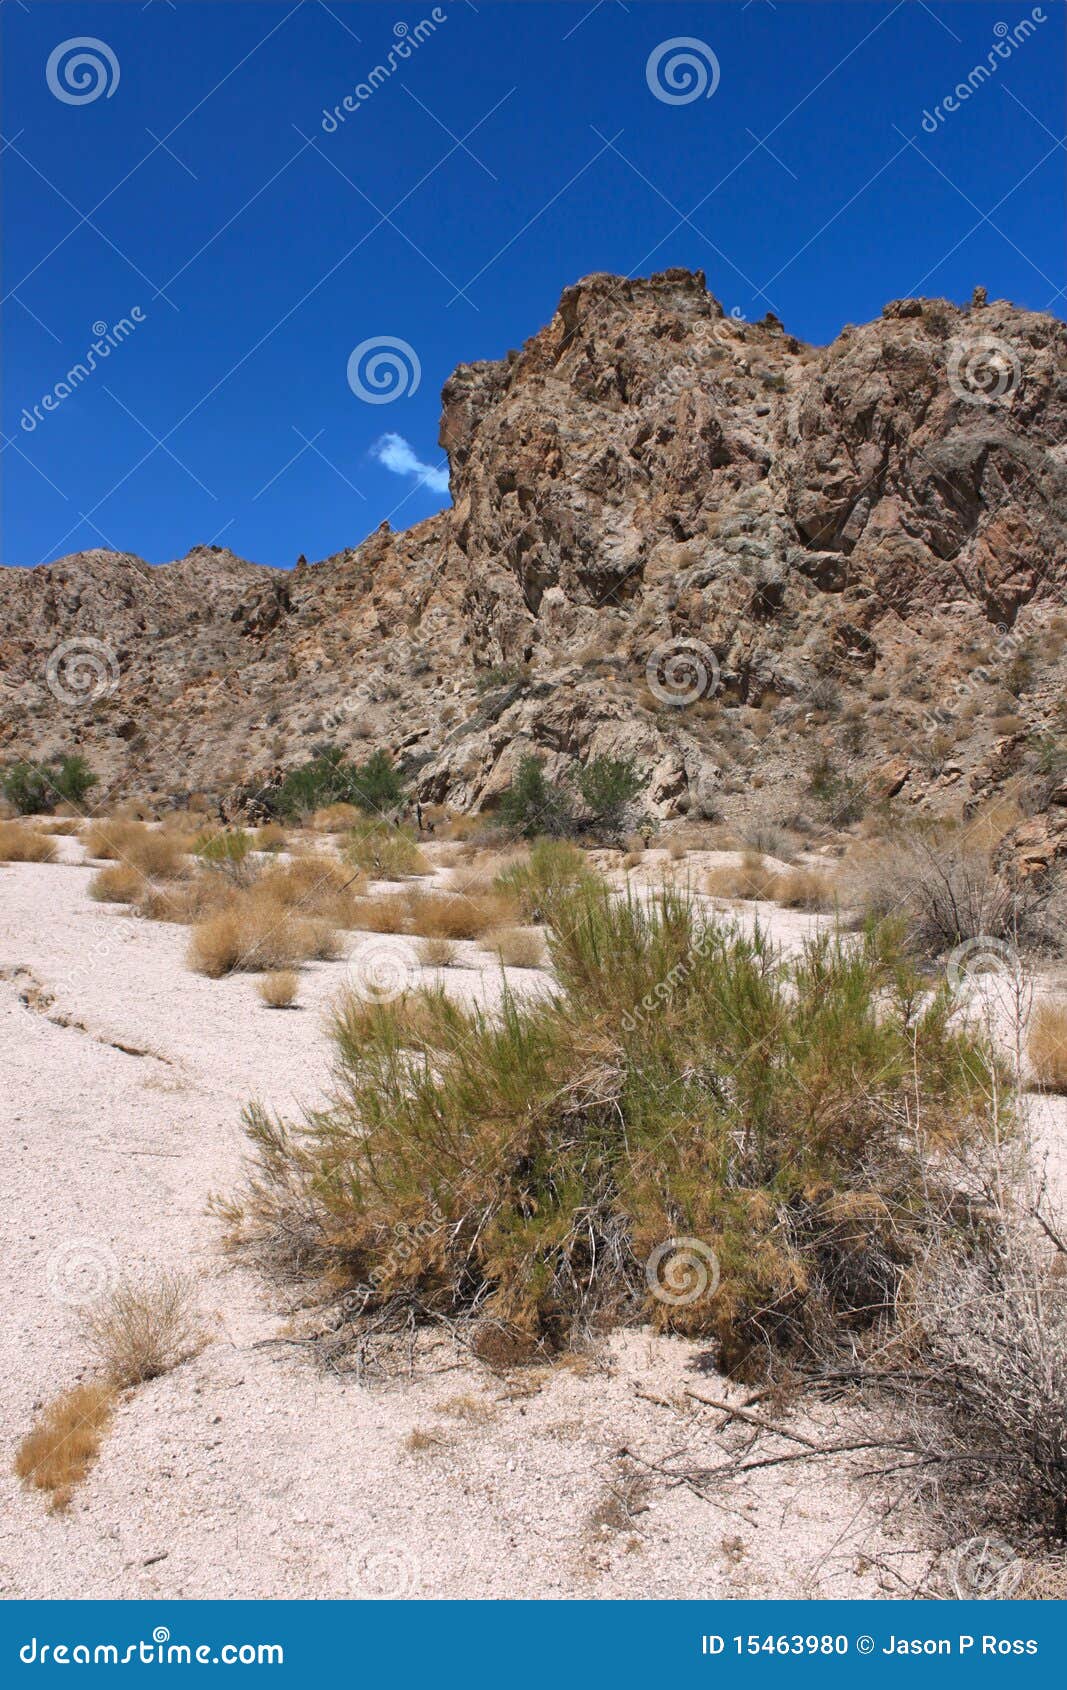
[372,432,449,495]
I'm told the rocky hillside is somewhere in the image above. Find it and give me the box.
[2,268,1066,851]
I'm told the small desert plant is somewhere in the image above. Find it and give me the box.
[571,755,645,837]
[89,863,146,904]
[906,1224,1067,1544]
[416,936,459,968]
[773,867,836,911]
[346,821,427,880]
[310,803,363,833]
[703,850,780,902]
[481,926,546,969]
[269,746,407,821]
[254,823,288,853]
[259,970,299,1008]
[1029,1001,1067,1092]
[196,827,255,881]
[80,1272,202,1388]
[85,820,187,878]
[0,821,58,863]
[14,1382,115,1510]
[188,898,309,977]
[492,838,595,921]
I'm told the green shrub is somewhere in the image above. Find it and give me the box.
[496,753,645,840]
[196,827,255,881]
[345,820,427,880]
[225,890,1006,1371]
[492,838,596,921]
[1,755,97,816]
[496,755,575,838]
[269,746,406,821]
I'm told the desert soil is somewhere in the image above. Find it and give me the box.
[2,844,1062,1601]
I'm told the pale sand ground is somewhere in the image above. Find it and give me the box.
[1,843,1062,1600]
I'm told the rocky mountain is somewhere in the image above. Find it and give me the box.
[2,268,1066,851]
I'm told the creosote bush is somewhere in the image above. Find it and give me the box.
[346,821,428,880]
[224,889,1006,1373]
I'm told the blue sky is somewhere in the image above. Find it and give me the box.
[2,0,1063,570]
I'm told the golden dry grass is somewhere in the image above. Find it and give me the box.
[39,817,83,836]
[349,892,408,934]
[89,863,147,904]
[14,1382,115,1510]
[84,820,189,877]
[259,856,366,925]
[404,888,517,940]
[703,851,780,902]
[0,822,58,863]
[310,803,363,833]
[773,867,837,911]
[254,823,288,853]
[416,936,459,968]
[1029,1001,1067,1093]
[481,925,546,969]
[258,970,299,1008]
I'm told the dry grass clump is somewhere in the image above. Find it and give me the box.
[0,822,58,863]
[40,817,83,836]
[226,890,1005,1373]
[349,892,408,934]
[136,877,225,925]
[89,863,146,904]
[79,1272,202,1388]
[259,970,299,1008]
[310,803,363,833]
[773,867,837,911]
[346,821,428,880]
[1029,1000,1067,1092]
[416,936,459,968]
[254,823,288,853]
[481,926,546,969]
[403,887,517,940]
[703,850,780,902]
[84,820,188,878]
[188,900,305,977]
[14,1383,115,1510]
[260,856,366,926]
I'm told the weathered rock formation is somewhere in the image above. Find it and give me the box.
[2,269,1065,833]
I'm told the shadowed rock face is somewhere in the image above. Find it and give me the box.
[2,268,1065,830]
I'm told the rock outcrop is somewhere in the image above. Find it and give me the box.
[2,269,1065,831]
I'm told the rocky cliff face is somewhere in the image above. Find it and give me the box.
[2,269,1065,838]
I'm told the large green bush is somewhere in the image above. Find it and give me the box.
[268,746,406,821]
[2,754,97,815]
[496,753,645,840]
[226,891,1006,1371]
